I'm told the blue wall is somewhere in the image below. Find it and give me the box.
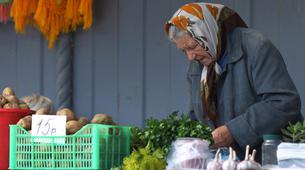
[0,0,304,127]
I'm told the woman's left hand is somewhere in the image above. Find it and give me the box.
[212,125,234,147]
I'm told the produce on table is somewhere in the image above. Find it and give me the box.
[2,87,15,97]
[278,121,305,168]
[0,95,7,105]
[19,102,30,109]
[249,149,261,169]
[5,95,18,103]
[207,149,222,170]
[0,87,30,109]
[3,102,19,108]
[17,115,32,130]
[131,111,213,155]
[16,106,50,133]
[66,120,83,134]
[35,108,50,115]
[236,145,261,170]
[1,87,118,135]
[122,141,166,170]
[222,147,238,170]
[121,112,213,170]
[16,105,117,135]
[56,108,75,121]
[78,117,89,126]
[91,113,115,125]
[90,113,119,135]
[166,138,210,169]
[281,121,305,143]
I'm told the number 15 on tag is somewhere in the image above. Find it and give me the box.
[32,115,67,144]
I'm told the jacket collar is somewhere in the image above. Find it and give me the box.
[226,28,244,64]
[218,28,244,73]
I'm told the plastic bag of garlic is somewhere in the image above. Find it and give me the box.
[166,138,212,170]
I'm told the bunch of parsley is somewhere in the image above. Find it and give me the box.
[131,111,213,155]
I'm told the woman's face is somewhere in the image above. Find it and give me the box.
[174,34,213,66]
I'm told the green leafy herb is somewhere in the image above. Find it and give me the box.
[122,141,166,170]
[281,121,305,143]
[131,111,213,155]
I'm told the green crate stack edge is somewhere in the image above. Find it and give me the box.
[9,124,131,169]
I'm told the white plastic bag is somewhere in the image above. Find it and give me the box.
[21,94,54,113]
[166,138,212,170]
[277,142,305,168]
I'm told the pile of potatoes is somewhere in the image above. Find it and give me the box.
[17,107,117,135]
[0,87,29,109]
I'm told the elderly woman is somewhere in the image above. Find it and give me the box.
[165,2,302,161]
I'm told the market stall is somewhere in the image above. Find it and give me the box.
[0,0,304,170]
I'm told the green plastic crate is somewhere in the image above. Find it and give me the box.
[9,124,131,169]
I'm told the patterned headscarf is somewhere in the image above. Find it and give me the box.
[165,2,247,123]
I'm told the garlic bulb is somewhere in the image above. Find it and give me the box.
[207,149,222,170]
[249,149,262,170]
[237,145,261,170]
[222,147,238,170]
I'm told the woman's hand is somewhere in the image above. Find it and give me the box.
[212,125,234,147]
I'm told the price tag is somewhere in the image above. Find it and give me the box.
[32,115,67,144]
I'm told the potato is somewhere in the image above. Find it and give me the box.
[5,95,19,103]
[19,103,29,109]
[56,108,75,121]
[35,108,49,115]
[91,114,114,125]
[0,95,7,106]
[17,115,32,130]
[66,120,82,134]
[19,100,26,104]
[2,87,15,97]
[78,117,89,126]
[3,102,19,108]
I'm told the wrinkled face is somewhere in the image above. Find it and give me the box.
[174,34,213,66]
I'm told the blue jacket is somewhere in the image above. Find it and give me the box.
[187,27,303,160]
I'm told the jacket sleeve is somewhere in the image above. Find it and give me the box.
[226,37,302,149]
